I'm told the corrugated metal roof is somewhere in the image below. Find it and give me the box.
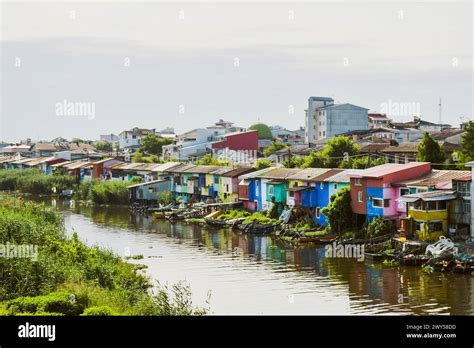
[254,167,301,179]
[185,165,229,174]
[323,169,365,183]
[398,190,456,202]
[166,164,196,173]
[221,167,254,177]
[50,160,73,168]
[394,170,471,189]
[239,166,275,179]
[350,162,430,179]
[287,168,331,181]
[151,162,183,172]
[127,178,168,189]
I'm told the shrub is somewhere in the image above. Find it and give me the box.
[81,305,118,316]
[367,217,396,238]
[5,291,87,316]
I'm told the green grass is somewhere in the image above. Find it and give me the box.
[0,196,208,316]
[243,212,279,225]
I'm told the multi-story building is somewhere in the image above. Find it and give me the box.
[118,127,155,150]
[305,96,369,145]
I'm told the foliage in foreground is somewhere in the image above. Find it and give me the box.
[0,169,77,194]
[0,197,208,316]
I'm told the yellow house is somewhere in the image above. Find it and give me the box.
[399,191,456,241]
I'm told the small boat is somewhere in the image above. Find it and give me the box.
[298,234,339,244]
[341,234,392,245]
[241,222,278,235]
[204,217,228,227]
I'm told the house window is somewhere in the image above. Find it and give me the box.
[384,199,390,208]
[354,178,362,186]
[334,183,338,190]
[323,131,325,136]
[372,198,383,208]
[256,181,260,196]
[358,191,363,202]
[214,176,219,184]
[400,188,410,196]
[289,191,294,198]
[226,184,229,191]
[437,201,447,210]
[464,201,471,213]
[182,176,188,184]
[416,187,428,193]
[320,182,324,189]
[316,207,321,218]
[457,182,471,197]
[269,185,274,195]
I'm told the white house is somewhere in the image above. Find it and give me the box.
[162,128,226,161]
[466,161,474,239]
[118,127,155,149]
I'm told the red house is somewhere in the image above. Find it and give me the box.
[211,130,258,152]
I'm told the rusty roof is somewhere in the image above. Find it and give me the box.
[380,142,419,153]
[254,167,301,179]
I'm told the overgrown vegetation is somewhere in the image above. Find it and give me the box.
[253,159,273,170]
[0,197,208,316]
[243,211,279,224]
[217,209,251,220]
[321,187,354,235]
[366,217,396,238]
[0,169,77,194]
[194,154,229,166]
[75,180,129,205]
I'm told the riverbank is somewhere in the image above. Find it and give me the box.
[0,196,207,316]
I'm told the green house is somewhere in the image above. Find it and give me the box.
[266,180,288,203]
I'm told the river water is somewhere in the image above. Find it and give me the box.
[36,198,474,315]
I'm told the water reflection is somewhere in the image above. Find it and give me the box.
[33,197,474,315]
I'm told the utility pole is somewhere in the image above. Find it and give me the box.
[438,97,442,125]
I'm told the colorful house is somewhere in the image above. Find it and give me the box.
[92,158,123,180]
[127,178,173,202]
[238,167,275,211]
[398,190,456,241]
[219,167,255,203]
[349,162,431,225]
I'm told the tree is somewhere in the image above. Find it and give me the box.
[263,141,288,157]
[194,154,229,166]
[139,134,173,155]
[366,217,395,238]
[132,151,144,163]
[416,132,446,167]
[253,159,272,169]
[339,155,386,169]
[302,151,326,168]
[321,187,354,235]
[321,136,360,168]
[94,141,113,152]
[461,121,474,160]
[282,156,305,168]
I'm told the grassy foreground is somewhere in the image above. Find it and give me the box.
[0,196,208,315]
